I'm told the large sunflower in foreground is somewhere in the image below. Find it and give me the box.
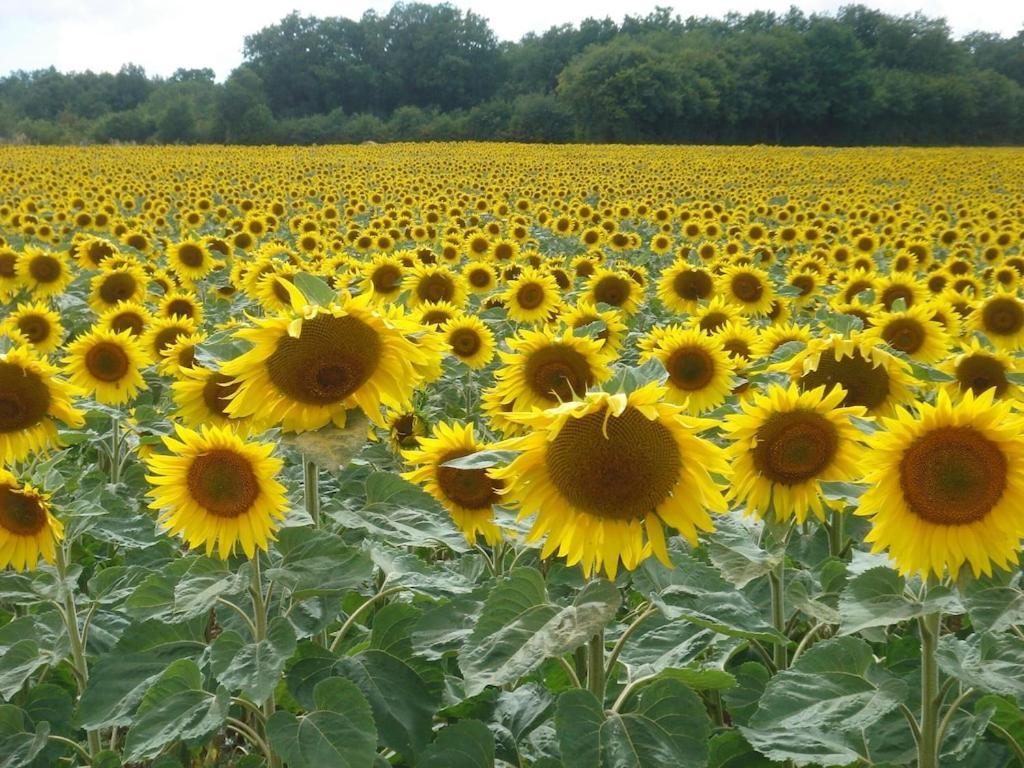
[221,295,433,432]
[402,422,503,546]
[491,327,611,417]
[856,389,1024,578]
[0,346,84,464]
[63,328,149,405]
[723,384,866,523]
[491,383,729,578]
[0,469,62,571]
[146,424,287,559]
[777,333,916,417]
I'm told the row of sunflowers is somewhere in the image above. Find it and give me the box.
[1,144,1023,768]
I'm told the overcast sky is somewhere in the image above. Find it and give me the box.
[1,0,1021,80]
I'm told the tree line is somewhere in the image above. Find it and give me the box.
[2,3,1023,145]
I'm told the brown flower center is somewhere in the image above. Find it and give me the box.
[593,275,631,307]
[187,449,259,518]
[799,351,890,411]
[899,427,1007,524]
[672,269,713,301]
[85,341,130,382]
[752,410,839,485]
[982,297,1024,337]
[0,484,48,536]
[436,449,503,510]
[731,273,764,303]
[201,373,242,417]
[17,315,51,344]
[99,272,139,305]
[449,328,482,358]
[177,243,205,268]
[881,318,925,355]
[29,255,61,284]
[0,362,51,433]
[525,344,593,403]
[416,273,455,303]
[665,346,715,391]
[516,282,546,310]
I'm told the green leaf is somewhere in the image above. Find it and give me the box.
[740,637,908,766]
[601,358,668,395]
[976,694,1024,757]
[962,576,1024,634]
[459,569,620,697]
[0,705,49,768]
[419,719,496,768]
[266,527,373,599]
[488,683,554,764]
[556,679,711,768]
[708,731,777,768]
[266,677,377,768]
[722,662,770,727]
[0,640,44,699]
[210,617,297,702]
[616,614,740,686]
[77,619,206,729]
[706,514,784,589]
[123,660,229,762]
[172,557,246,620]
[335,650,437,762]
[294,272,337,306]
[838,567,961,635]
[937,633,1024,696]
[440,450,519,470]
[633,549,783,642]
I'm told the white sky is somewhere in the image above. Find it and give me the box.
[0,0,1021,80]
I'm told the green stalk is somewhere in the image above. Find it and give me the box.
[918,611,942,768]
[303,457,320,528]
[587,629,606,702]
[769,559,787,671]
[827,507,844,558]
[110,415,122,484]
[249,555,282,768]
[55,547,102,759]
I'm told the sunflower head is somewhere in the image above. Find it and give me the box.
[442,315,495,369]
[63,327,150,405]
[0,469,62,571]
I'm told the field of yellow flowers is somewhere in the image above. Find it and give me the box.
[1,143,1024,768]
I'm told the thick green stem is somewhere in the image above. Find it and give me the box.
[827,507,844,558]
[918,611,942,768]
[110,415,122,484]
[56,547,102,759]
[587,629,605,702]
[769,561,787,671]
[249,555,282,768]
[303,457,320,529]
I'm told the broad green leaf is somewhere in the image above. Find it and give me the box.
[838,566,961,634]
[123,659,229,761]
[709,731,777,768]
[294,272,337,306]
[284,642,338,711]
[440,449,519,470]
[0,640,44,700]
[419,719,496,768]
[0,705,49,768]
[172,557,247,620]
[266,677,377,768]
[961,576,1024,634]
[977,694,1024,757]
[210,617,297,702]
[706,514,784,589]
[556,679,711,768]
[265,527,374,598]
[488,684,554,765]
[335,650,437,762]
[459,569,620,697]
[741,637,908,766]
[723,662,771,727]
[77,619,206,729]
[616,614,740,687]
[937,633,1024,696]
[633,549,782,642]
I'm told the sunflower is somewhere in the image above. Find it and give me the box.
[491,326,611,416]
[158,291,204,325]
[220,295,432,432]
[876,274,925,311]
[417,300,463,329]
[2,301,64,354]
[0,469,62,571]
[718,264,775,315]
[18,247,72,298]
[715,321,757,365]
[98,301,153,338]
[403,263,466,309]
[359,254,406,303]
[141,317,198,360]
[971,292,1024,350]
[778,334,917,417]
[862,304,950,363]
[172,366,251,431]
[502,267,561,324]
[74,236,119,270]
[168,239,216,280]
[463,261,498,294]
[723,384,866,523]
[642,327,735,413]
[255,267,301,315]
[157,332,206,377]
[750,323,812,360]
[146,424,287,559]
[585,267,641,315]
[940,339,1021,401]
[442,315,495,369]
[657,261,715,313]
[491,383,728,578]
[0,346,84,464]
[386,410,426,451]
[856,389,1024,578]
[560,300,628,358]
[402,422,503,545]
[689,296,743,335]
[89,264,148,312]
[63,328,149,405]
[0,245,21,299]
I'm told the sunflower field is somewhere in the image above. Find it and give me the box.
[1,143,1024,768]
